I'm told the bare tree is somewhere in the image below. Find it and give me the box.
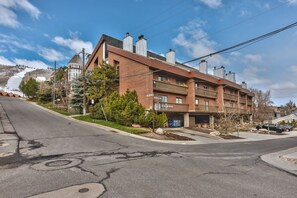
[216,107,241,135]
[250,88,274,123]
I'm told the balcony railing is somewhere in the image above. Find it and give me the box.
[153,80,187,95]
[195,105,218,113]
[155,102,189,112]
[195,88,217,99]
[224,107,251,114]
[239,98,246,104]
[247,100,253,106]
[224,93,238,101]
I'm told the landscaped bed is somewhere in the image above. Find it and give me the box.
[188,127,244,139]
[140,132,194,141]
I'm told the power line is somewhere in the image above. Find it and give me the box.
[182,21,297,64]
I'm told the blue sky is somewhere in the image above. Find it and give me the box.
[0,0,297,106]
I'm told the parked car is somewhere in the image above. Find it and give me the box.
[279,124,294,132]
[261,124,285,133]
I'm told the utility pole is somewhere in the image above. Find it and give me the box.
[52,61,56,106]
[82,48,86,115]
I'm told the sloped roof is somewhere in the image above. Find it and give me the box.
[68,54,83,65]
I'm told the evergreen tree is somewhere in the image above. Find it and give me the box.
[87,62,119,103]
[19,78,39,98]
[70,76,83,113]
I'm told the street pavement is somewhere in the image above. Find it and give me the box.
[1,96,297,198]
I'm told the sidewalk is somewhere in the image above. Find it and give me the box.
[261,147,297,176]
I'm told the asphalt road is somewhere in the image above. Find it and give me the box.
[1,96,297,198]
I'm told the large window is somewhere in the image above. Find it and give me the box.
[176,97,183,104]
[159,96,168,103]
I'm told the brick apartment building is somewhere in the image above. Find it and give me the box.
[85,33,254,128]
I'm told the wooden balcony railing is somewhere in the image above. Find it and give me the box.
[247,100,253,106]
[153,80,187,95]
[155,102,189,112]
[224,107,251,114]
[239,98,246,104]
[224,93,238,101]
[195,88,217,99]
[195,105,218,113]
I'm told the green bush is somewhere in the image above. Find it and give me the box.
[91,90,168,128]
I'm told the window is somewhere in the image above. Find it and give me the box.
[176,98,183,104]
[158,76,167,81]
[176,80,184,85]
[195,83,198,88]
[205,101,209,111]
[195,99,199,105]
[159,96,168,103]
[203,85,208,90]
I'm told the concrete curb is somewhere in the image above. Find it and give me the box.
[261,147,297,176]
[28,101,297,145]
[29,102,203,145]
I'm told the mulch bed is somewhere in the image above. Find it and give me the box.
[140,132,194,141]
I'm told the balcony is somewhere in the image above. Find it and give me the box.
[195,88,217,99]
[155,102,189,112]
[239,98,246,104]
[223,107,251,114]
[153,80,187,95]
[224,93,238,101]
[247,100,253,106]
[195,105,218,113]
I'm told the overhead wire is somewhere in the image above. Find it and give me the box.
[182,21,297,64]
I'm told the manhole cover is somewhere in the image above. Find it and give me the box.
[78,188,89,193]
[45,160,72,167]
[31,158,82,171]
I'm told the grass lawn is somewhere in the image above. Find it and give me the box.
[74,115,149,134]
[37,102,72,116]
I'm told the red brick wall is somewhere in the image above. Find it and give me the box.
[108,52,153,109]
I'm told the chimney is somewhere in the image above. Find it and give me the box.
[166,49,175,64]
[136,35,147,56]
[213,66,225,78]
[123,32,133,52]
[225,71,236,82]
[199,60,208,74]
[241,81,247,89]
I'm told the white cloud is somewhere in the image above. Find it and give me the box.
[286,0,297,5]
[198,0,222,9]
[244,54,263,64]
[173,19,228,66]
[0,33,34,51]
[270,81,297,98]
[238,65,271,86]
[14,58,49,69]
[289,65,297,74]
[0,6,20,28]
[37,47,65,62]
[0,0,41,28]
[52,36,93,54]
[240,9,250,17]
[0,56,15,66]
[270,81,297,90]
